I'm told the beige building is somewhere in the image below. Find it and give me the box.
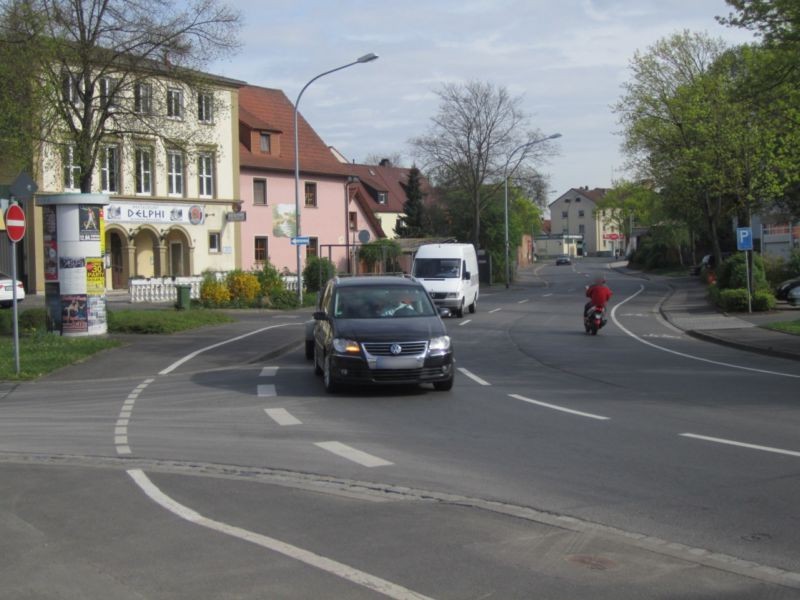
[16,68,244,293]
[548,187,624,256]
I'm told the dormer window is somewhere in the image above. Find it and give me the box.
[377,192,387,204]
[260,133,271,153]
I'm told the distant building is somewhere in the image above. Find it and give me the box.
[545,187,623,257]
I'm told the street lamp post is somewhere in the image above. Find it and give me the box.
[293,53,378,304]
[344,175,359,274]
[503,133,562,288]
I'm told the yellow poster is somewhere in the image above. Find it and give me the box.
[86,258,105,296]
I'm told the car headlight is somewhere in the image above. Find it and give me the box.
[429,335,451,353]
[333,338,360,354]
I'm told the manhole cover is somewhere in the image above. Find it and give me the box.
[566,554,617,571]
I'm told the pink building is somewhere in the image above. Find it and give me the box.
[238,86,383,274]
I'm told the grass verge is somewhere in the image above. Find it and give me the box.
[1,308,237,381]
[762,319,800,336]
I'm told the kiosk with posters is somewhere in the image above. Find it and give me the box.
[36,193,109,337]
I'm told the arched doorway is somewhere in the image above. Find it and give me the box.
[162,227,192,277]
[109,231,125,289]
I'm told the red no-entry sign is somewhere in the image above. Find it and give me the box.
[4,204,26,243]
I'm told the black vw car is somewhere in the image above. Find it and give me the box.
[309,276,454,393]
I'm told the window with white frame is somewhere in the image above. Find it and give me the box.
[167,88,183,118]
[99,77,118,111]
[61,71,81,106]
[377,192,388,204]
[101,145,119,193]
[209,232,221,253]
[260,133,271,153]
[62,146,81,191]
[135,147,153,195]
[253,178,267,205]
[198,92,213,122]
[198,153,214,197]
[134,82,153,114]
[167,150,184,196]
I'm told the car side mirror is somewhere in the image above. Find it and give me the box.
[463,270,470,280]
[438,307,451,318]
[312,311,327,321]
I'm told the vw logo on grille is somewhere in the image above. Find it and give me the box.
[390,343,402,355]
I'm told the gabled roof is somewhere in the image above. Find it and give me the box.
[549,187,610,207]
[238,85,348,177]
[346,162,435,214]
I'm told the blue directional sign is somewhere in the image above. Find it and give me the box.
[736,227,753,251]
[290,236,310,246]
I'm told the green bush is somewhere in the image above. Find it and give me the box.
[0,307,49,336]
[718,288,750,312]
[716,253,768,291]
[303,256,335,293]
[753,290,777,311]
[266,287,299,309]
[258,261,286,296]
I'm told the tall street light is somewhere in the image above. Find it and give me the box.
[293,53,378,304]
[503,133,562,288]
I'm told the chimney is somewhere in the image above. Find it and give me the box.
[379,158,391,167]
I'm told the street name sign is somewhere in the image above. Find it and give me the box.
[291,236,310,246]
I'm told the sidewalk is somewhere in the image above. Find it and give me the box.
[627,267,800,362]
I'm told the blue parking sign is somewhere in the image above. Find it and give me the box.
[737,227,753,251]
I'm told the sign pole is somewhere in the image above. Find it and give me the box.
[745,250,752,314]
[11,239,20,375]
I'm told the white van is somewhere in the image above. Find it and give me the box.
[412,243,479,317]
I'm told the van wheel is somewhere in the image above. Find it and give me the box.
[468,296,476,313]
[455,300,464,318]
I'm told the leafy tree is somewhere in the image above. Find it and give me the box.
[411,80,556,247]
[395,166,426,237]
[303,256,335,293]
[1,0,240,192]
[358,239,402,273]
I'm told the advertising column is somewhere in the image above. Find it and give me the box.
[36,193,109,337]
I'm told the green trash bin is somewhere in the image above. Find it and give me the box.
[175,284,192,310]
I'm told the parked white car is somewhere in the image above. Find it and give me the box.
[0,271,25,308]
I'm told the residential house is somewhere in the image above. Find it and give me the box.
[237,86,383,274]
[548,187,622,256]
[5,66,245,293]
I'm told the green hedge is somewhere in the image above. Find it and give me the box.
[709,285,776,312]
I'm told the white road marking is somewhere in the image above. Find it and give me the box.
[114,426,127,435]
[517,299,529,304]
[257,384,277,397]
[542,293,553,297]
[260,366,279,377]
[612,286,800,379]
[115,435,128,445]
[127,470,432,600]
[681,433,800,458]
[509,394,610,421]
[642,333,682,340]
[489,308,501,314]
[315,442,393,467]
[458,319,472,326]
[117,446,131,455]
[265,408,302,426]
[159,323,299,375]
[457,368,491,386]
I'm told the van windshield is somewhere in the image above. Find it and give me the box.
[413,258,461,279]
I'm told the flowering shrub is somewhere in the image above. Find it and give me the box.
[200,275,231,307]
[226,270,261,304]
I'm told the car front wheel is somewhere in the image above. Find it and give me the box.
[433,374,454,391]
[323,353,339,393]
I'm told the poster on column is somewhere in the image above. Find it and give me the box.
[44,205,59,281]
[79,205,101,241]
[61,295,88,334]
[87,296,107,335]
[86,258,105,296]
[59,256,86,294]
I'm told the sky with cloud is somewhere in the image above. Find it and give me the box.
[211,0,757,203]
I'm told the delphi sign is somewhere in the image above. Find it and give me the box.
[105,201,205,225]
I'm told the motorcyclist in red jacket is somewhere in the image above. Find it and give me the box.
[585,276,612,317]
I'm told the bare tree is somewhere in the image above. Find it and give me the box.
[5,0,240,192]
[410,80,554,246]
[362,152,405,167]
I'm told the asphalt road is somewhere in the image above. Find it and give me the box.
[2,258,800,599]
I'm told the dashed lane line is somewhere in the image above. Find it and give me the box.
[115,377,155,456]
[509,394,610,421]
[488,308,501,314]
[315,442,394,468]
[257,384,277,397]
[127,470,433,600]
[517,299,529,304]
[680,433,800,459]
[457,368,491,386]
[265,408,302,426]
[260,366,279,377]
[458,319,471,326]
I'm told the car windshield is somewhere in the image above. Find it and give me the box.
[333,285,437,319]
[412,258,461,279]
